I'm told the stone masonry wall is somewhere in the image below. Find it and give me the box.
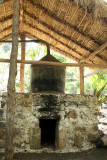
[0,93,98,153]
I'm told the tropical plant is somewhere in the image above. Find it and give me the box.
[93,83,107,113]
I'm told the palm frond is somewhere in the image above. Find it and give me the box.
[97,83,107,99]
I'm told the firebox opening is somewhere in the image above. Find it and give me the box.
[40,119,56,148]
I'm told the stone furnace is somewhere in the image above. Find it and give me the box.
[0,54,98,153]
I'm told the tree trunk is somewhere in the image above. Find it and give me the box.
[5,0,19,160]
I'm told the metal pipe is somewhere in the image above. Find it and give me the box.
[0,39,50,55]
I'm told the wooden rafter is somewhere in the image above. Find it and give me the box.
[0,14,12,23]
[84,68,107,78]
[28,0,102,46]
[25,32,104,65]
[96,54,107,63]
[24,11,106,64]
[23,18,83,59]
[80,41,107,63]
[0,33,12,41]
[24,30,80,62]
[23,13,91,60]
[0,26,12,34]
[24,10,93,53]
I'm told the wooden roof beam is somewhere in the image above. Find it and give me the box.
[84,68,107,78]
[23,22,81,61]
[0,15,12,23]
[80,41,107,63]
[25,31,80,62]
[0,58,107,68]
[24,11,93,53]
[25,32,107,66]
[0,25,12,34]
[28,0,102,46]
[23,15,83,59]
[0,33,12,41]
[96,54,107,63]
[24,19,106,64]
[24,10,106,63]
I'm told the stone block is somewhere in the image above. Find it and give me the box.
[0,93,98,152]
[32,94,41,105]
[0,110,4,116]
[88,132,98,142]
[0,139,5,148]
[14,142,21,148]
[0,129,5,138]
[24,93,30,98]
[75,126,86,132]
[1,101,6,108]
[0,117,5,121]
[15,112,23,119]
[57,130,66,150]
[0,122,5,128]
[93,125,98,131]
[66,110,77,119]
[30,128,41,149]
[74,134,83,148]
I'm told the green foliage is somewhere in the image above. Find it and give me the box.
[93,83,107,112]
[2,43,11,53]
[26,43,46,60]
[93,83,107,98]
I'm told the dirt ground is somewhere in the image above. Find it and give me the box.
[0,148,107,160]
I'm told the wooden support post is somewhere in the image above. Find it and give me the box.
[80,66,84,95]
[20,34,25,92]
[5,0,19,160]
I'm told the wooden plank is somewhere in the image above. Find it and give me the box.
[0,59,107,68]
[80,41,107,63]
[5,0,19,160]
[19,0,24,34]
[84,68,107,78]
[20,34,25,92]
[80,66,84,95]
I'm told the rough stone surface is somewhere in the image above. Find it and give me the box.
[0,139,5,148]
[0,130,5,139]
[0,93,98,153]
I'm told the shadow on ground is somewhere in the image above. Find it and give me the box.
[0,148,107,160]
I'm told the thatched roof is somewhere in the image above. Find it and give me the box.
[0,0,107,66]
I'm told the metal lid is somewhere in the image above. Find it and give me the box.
[40,54,60,62]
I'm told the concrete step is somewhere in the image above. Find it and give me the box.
[100,109,107,116]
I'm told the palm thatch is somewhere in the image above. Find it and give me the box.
[0,0,107,66]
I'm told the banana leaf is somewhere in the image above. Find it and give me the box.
[97,83,107,99]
